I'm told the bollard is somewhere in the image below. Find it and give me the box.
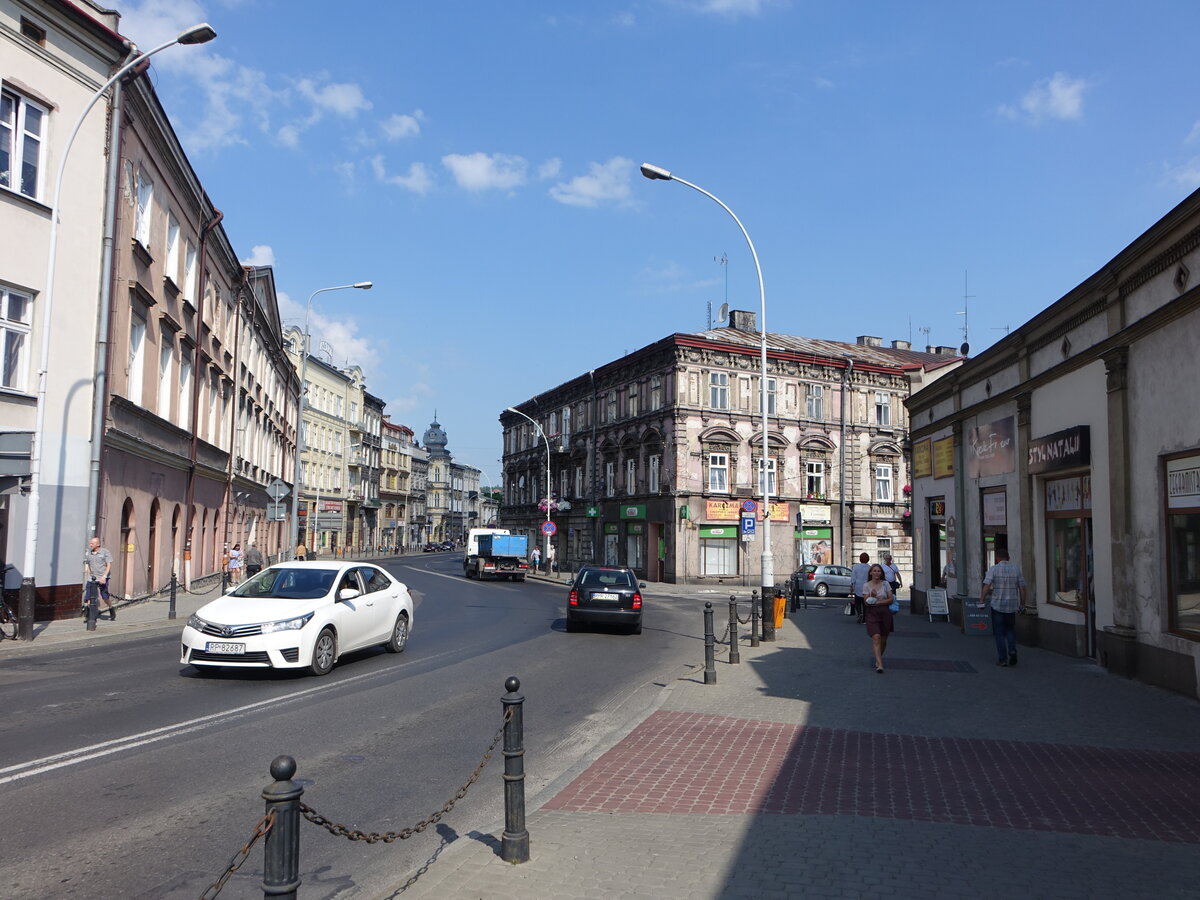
[703,602,716,684]
[761,588,776,643]
[168,572,177,620]
[750,590,760,647]
[221,569,229,595]
[86,578,98,632]
[262,755,303,899]
[501,676,530,864]
[728,595,740,664]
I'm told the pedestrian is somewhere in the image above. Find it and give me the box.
[850,552,871,623]
[83,536,116,620]
[244,542,265,578]
[882,552,902,598]
[531,545,542,571]
[227,543,243,583]
[980,549,1027,667]
[548,544,558,573]
[295,543,308,561]
[862,563,895,673]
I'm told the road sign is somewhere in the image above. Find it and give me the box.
[266,502,288,521]
[741,499,757,514]
[740,515,756,535]
[541,521,557,536]
[267,478,290,501]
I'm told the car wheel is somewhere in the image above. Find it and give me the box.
[816,583,829,597]
[565,616,580,633]
[310,628,336,675]
[385,613,409,653]
[631,620,643,635]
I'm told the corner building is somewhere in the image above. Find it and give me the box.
[501,312,959,584]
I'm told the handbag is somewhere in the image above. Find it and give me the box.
[843,600,855,616]
[889,600,900,612]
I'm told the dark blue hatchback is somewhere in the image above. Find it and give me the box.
[566,566,644,634]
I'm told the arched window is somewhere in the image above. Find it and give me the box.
[119,498,136,597]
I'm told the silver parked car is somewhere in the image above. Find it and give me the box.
[791,564,854,598]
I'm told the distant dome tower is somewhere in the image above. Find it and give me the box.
[424,415,450,460]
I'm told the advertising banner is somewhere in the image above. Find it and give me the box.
[968,417,1016,479]
[912,439,932,478]
[933,436,955,479]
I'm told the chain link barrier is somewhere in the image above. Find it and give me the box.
[300,706,512,845]
[197,810,275,900]
[714,601,754,646]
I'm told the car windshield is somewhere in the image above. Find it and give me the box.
[230,567,338,600]
[797,565,817,574]
[579,569,635,588]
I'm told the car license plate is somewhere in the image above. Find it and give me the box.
[205,641,245,655]
[592,592,618,600]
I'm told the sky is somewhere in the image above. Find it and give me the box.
[116,0,1200,483]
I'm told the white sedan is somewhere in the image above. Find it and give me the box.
[181,561,413,676]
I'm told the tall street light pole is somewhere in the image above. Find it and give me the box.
[289,281,372,558]
[639,162,777,639]
[18,22,217,641]
[505,407,552,573]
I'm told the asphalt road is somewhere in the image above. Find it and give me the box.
[0,553,708,899]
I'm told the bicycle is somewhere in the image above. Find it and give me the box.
[0,596,16,640]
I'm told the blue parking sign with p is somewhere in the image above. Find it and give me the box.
[740,515,756,535]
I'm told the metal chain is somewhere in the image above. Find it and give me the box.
[300,706,512,844]
[197,810,275,900]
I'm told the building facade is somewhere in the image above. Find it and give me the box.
[379,418,414,551]
[501,314,959,584]
[907,187,1200,700]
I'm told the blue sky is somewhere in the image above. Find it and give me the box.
[120,0,1200,481]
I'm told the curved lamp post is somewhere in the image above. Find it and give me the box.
[639,163,776,635]
[289,281,373,558]
[505,407,552,573]
[18,23,217,640]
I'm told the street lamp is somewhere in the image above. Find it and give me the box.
[289,281,373,558]
[17,23,217,641]
[505,407,552,573]
[639,162,776,637]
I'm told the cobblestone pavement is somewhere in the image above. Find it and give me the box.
[398,590,1200,900]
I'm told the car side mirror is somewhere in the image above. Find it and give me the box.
[338,588,361,601]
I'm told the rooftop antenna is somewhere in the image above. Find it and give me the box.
[955,271,974,355]
[919,325,931,351]
[992,324,1011,335]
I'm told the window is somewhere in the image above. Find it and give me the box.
[757,457,777,495]
[806,383,823,419]
[628,383,639,418]
[649,454,660,493]
[875,391,891,426]
[184,240,198,304]
[562,406,571,443]
[0,286,32,390]
[805,460,825,497]
[650,375,662,410]
[1167,454,1200,638]
[875,463,893,502]
[178,355,192,426]
[157,338,173,417]
[626,458,636,495]
[135,168,154,247]
[759,377,777,415]
[560,469,568,499]
[128,315,146,401]
[709,372,729,410]
[708,452,729,493]
[701,535,737,575]
[1,89,46,199]
[606,390,617,423]
[575,466,584,498]
[605,461,615,497]
[165,215,180,284]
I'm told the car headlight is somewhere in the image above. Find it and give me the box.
[261,613,314,634]
[187,614,209,631]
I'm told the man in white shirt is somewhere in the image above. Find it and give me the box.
[850,553,871,623]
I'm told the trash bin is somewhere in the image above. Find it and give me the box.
[773,592,786,629]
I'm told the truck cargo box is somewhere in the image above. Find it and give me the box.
[479,533,529,558]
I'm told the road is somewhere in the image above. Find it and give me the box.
[0,553,709,899]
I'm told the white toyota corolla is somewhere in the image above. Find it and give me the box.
[181,561,413,676]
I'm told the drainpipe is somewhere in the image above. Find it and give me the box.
[224,270,247,561]
[182,209,223,588]
[839,357,854,566]
[590,369,598,563]
[85,44,136,543]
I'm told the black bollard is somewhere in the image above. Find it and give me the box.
[501,676,530,864]
[168,572,177,620]
[750,590,760,648]
[86,578,98,632]
[703,602,716,684]
[262,755,302,900]
[728,595,740,664]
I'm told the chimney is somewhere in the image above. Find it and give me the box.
[729,310,758,332]
[936,345,957,356]
[856,335,882,347]
[891,339,911,350]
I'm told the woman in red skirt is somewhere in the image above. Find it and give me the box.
[862,563,895,673]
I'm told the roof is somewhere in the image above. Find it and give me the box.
[690,326,963,372]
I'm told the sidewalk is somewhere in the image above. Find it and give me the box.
[399,598,1200,899]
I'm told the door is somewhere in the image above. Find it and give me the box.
[604,533,619,566]
[329,569,374,650]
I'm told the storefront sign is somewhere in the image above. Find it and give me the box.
[321,500,342,512]
[982,492,1007,527]
[968,417,1016,478]
[1028,426,1090,475]
[798,503,832,524]
[913,439,932,478]
[627,522,645,534]
[1167,454,1200,510]
[1045,476,1092,512]
[705,500,789,522]
[699,525,737,539]
[928,499,946,518]
[619,504,646,519]
[933,436,955,479]
[604,523,619,534]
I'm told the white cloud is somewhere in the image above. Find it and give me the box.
[295,78,372,117]
[672,0,777,17]
[1164,157,1200,189]
[549,157,634,208]
[1186,121,1200,145]
[370,156,435,194]
[442,152,529,192]
[813,76,835,90]
[241,245,276,266]
[612,11,636,26]
[278,292,380,379]
[999,72,1088,123]
[538,158,563,180]
[637,261,721,295]
[382,111,424,141]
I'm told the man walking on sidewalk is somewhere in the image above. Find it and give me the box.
[83,537,116,621]
[244,543,265,578]
[980,549,1027,667]
[850,552,871,623]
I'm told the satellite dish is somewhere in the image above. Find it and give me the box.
[960,342,970,356]
[718,303,729,323]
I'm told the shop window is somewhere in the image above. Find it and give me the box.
[1167,454,1200,639]
[1044,476,1092,613]
[701,537,737,575]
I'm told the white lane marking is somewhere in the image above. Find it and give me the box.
[0,647,462,787]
